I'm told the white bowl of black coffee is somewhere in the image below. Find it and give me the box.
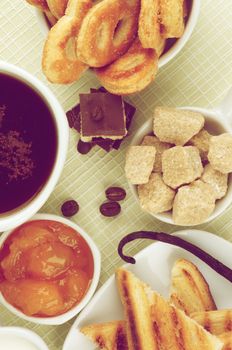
[0,61,69,231]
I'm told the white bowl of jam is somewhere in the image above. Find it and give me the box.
[0,213,101,325]
[0,61,69,232]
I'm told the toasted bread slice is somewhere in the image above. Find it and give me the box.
[170,259,217,315]
[138,0,166,55]
[159,0,185,38]
[147,287,222,350]
[219,332,232,350]
[191,310,232,335]
[81,320,128,350]
[116,268,158,350]
[117,268,223,350]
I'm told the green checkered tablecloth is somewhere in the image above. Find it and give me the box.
[0,0,232,348]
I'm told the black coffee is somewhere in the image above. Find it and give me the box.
[0,73,57,214]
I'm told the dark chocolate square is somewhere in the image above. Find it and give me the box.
[66,104,81,132]
[80,93,126,139]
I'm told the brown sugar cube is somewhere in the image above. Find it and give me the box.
[138,173,175,214]
[208,133,232,173]
[188,128,212,163]
[153,107,204,145]
[162,146,203,189]
[201,164,228,200]
[173,180,216,225]
[125,146,156,184]
[141,135,172,173]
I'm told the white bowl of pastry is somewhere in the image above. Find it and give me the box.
[30,0,200,94]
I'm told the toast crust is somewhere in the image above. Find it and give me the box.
[81,320,128,350]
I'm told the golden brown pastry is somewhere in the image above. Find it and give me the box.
[26,0,48,11]
[76,0,140,67]
[138,0,166,55]
[46,0,68,18]
[170,259,217,316]
[42,0,92,84]
[191,310,232,336]
[95,38,158,95]
[159,0,185,38]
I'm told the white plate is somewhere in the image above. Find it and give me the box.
[63,229,232,350]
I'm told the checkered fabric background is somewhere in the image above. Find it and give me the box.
[0,0,232,348]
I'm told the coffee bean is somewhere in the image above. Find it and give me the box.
[105,187,126,201]
[77,139,92,154]
[100,201,121,217]
[61,200,79,217]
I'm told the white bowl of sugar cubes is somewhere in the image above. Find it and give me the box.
[125,88,232,226]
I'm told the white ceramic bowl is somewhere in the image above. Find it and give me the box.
[0,327,49,350]
[0,213,101,325]
[0,62,69,232]
[129,87,232,226]
[35,0,201,69]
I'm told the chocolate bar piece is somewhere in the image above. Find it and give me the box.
[80,93,127,142]
[66,87,136,154]
[66,104,81,132]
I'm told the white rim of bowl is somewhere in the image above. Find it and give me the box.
[0,61,69,232]
[0,327,49,350]
[0,213,101,325]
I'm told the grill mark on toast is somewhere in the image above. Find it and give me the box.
[182,269,206,308]
[121,271,141,350]
[182,267,216,311]
[203,313,212,332]
[116,325,128,350]
[95,335,106,348]
[153,320,162,348]
[171,308,185,350]
[171,293,188,315]
[225,311,232,332]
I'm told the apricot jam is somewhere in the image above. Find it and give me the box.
[0,220,94,317]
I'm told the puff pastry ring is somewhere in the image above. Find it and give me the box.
[76,0,140,67]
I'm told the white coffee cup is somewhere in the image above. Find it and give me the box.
[129,87,232,226]
[0,327,49,350]
[35,0,201,69]
[0,61,69,232]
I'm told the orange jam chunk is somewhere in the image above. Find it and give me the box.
[25,242,75,280]
[1,279,64,316]
[0,220,94,317]
[59,268,90,311]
